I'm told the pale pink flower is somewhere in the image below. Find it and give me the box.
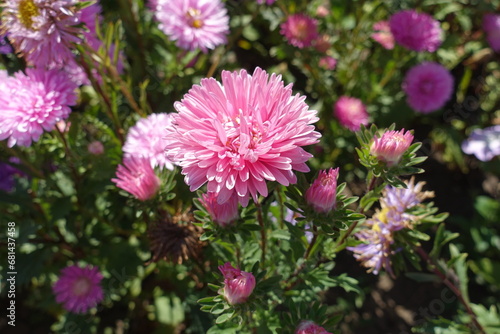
[0,68,77,147]
[56,120,71,133]
[280,14,319,48]
[402,62,454,113]
[123,113,175,170]
[389,10,442,52]
[370,129,414,166]
[88,141,104,155]
[318,56,337,70]
[219,262,256,305]
[333,96,369,131]
[295,321,332,334]
[316,5,330,18]
[371,21,395,50]
[164,67,321,207]
[152,0,229,52]
[305,168,339,213]
[53,264,103,314]
[200,192,239,227]
[112,157,161,201]
[483,14,500,52]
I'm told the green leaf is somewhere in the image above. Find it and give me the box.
[215,311,234,324]
[405,272,441,283]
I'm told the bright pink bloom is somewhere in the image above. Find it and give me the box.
[152,0,229,52]
[333,96,369,131]
[164,67,321,207]
[53,264,104,314]
[318,56,336,70]
[370,129,414,166]
[123,113,175,171]
[402,62,454,113]
[280,14,319,48]
[88,141,104,155]
[371,21,395,50]
[295,321,332,334]
[483,14,500,52]
[305,168,339,213]
[0,68,77,147]
[112,157,161,201]
[218,262,256,305]
[200,192,239,226]
[389,10,442,52]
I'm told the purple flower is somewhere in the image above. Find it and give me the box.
[333,96,369,131]
[402,62,454,113]
[389,10,442,52]
[0,158,23,192]
[112,157,161,201]
[87,141,104,155]
[280,14,319,49]
[219,262,256,305]
[462,125,500,162]
[295,321,332,334]
[483,14,500,52]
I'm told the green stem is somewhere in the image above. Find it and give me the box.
[255,201,266,267]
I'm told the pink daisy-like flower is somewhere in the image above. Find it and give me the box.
[280,14,319,48]
[333,96,369,131]
[371,21,395,50]
[52,264,104,314]
[402,62,454,113]
[200,192,239,227]
[152,0,229,53]
[164,67,321,207]
[123,113,175,171]
[389,10,442,52]
[112,157,161,201]
[0,68,77,147]
[295,321,332,334]
[218,262,256,305]
[2,0,82,66]
[305,168,339,213]
[483,14,500,52]
[370,129,414,166]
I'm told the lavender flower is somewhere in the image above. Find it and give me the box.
[461,125,500,162]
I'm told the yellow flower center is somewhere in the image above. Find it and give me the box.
[18,0,39,29]
[186,8,203,29]
[376,207,390,224]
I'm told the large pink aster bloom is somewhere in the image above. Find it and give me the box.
[483,14,500,52]
[333,96,369,131]
[53,264,104,314]
[219,262,256,305]
[2,0,82,66]
[112,157,161,201]
[0,68,77,147]
[123,113,175,171]
[152,0,229,52]
[280,14,319,48]
[389,10,442,52]
[164,67,321,207]
[295,321,332,334]
[402,62,454,113]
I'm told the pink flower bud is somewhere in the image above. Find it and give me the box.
[370,129,414,166]
[295,321,332,334]
[305,168,339,213]
[200,192,239,227]
[333,96,369,131]
[218,262,256,305]
[87,141,104,155]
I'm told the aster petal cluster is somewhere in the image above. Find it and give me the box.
[165,67,321,207]
[371,21,395,50]
[461,125,500,162]
[389,10,442,52]
[52,264,104,314]
[295,320,332,334]
[111,157,161,201]
[200,192,239,227]
[370,129,414,166]
[333,96,369,131]
[219,262,256,305]
[123,113,175,170]
[305,168,339,213]
[402,62,454,113]
[0,68,77,147]
[280,14,319,48]
[152,0,229,52]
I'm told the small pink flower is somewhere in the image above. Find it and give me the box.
[313,34,330,53]
[370,129,414,166]
[219,262,256,305]
[402,62,454,113]
[389,10,442,52]
[483,14,500,52]
[112,157,160,201]
[52,264,104,314]
[333,96,369,131]
[295,321,332,334]
[56,120,71,133]
[88,141,104,155]
[318,56,337,70]
[305,168,339,213]
[316,5,330,18]
[371,21,395,50]
[280,14,319,48]
[200,192,239,227]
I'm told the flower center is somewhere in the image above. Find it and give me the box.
[18,0,39,29]
[186,8,203,29]
[72,277,91,296]
[293,21,308,40]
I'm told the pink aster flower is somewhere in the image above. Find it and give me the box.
[123,113,175,171]
[483,14,500,52]
[402,62,454,113]
[462,125,500,162]
[389,10,442,52]
[152,0,229,52]
[280,14,319,48]
[371,21,395,50]
[333,96,369,131]
[2,0,82,66]
[0,68,77,147]
[296,321,332,334]
[164,67,321,207]
[218,262,256,305]
[200,192,239,227]
[112,157,161,201]
[318,56,337,70]
[370,129,414,166]
[52,264,104,314]
[305,168,339,213]
[88,141,104,155]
